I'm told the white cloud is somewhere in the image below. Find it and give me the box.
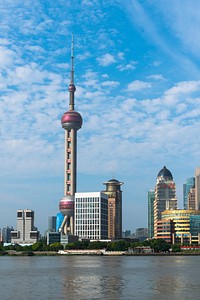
[0,46,16,68]
[77,77,200,180]
[77,51,91,61]
[97,53,116,66]
[102,74,109,79]
[165,80,200,95]
[0,38,10,45]
[147,74,165,80]
[152,61,161,66]
[117,52,125,60]
[12,63,48,84]
[117,61,137,71]
[127,80,152,92]
[25,45,45,53]
[101,81,119,88]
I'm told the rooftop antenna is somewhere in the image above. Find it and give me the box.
[69,33,76,110]
[112,164,115,179]
[70,34,74,85]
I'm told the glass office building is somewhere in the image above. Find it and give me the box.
[190,215,200,236]
[183,177,195,209]
[148,190,155,238]
[75,192,108,240]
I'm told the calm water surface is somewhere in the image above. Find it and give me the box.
[0,255,199,300]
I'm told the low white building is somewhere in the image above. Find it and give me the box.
[75,192,108,240]
[11,209,39,244]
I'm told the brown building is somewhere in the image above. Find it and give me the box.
[156,219,174,243]
[103,179,123,240]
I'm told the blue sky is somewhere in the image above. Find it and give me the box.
[0,0,200,234]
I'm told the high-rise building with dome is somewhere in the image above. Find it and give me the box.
[103,179,124,239]
[154,166,177,238]
[58,36,82,236]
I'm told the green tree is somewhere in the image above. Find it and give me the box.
[49,242,63,251]
[150,239,171,252]
[32,241,44,251]
[106,240,130,251]
[88,241,107,249]
[171,244,181,252]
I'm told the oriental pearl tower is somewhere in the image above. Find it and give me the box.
[59,36,82,235]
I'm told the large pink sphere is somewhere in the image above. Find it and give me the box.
[61,110,82,130]
[59,195,74,217]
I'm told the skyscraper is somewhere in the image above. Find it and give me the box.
[59,36,83,235]
[183,177,195,209]
[102,179,123,239]
[11,209,39,244]
[1,226,14,243]
[48,216,56,232]
[135,227,148,241]
[154,166,177,238]
[148,190,155,239]
[195,167,200,210]
[74,192,108,240]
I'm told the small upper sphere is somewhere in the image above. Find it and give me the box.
[68,84,76,92]
[61,110,83,130]
[157,166,173,180]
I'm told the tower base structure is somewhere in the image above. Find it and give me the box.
[60,233,78,246]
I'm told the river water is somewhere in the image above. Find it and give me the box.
[0,255,199,300]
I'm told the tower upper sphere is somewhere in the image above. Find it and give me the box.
[61,110,82,130]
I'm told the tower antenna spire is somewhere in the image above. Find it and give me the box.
[70,33,74,85]
[112,165,115,179]
[69,33,76,110]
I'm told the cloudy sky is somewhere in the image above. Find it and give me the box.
[1,0,200,234]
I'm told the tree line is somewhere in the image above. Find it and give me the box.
[0,239,182,253]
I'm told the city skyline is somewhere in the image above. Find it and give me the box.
[1,1,200,233]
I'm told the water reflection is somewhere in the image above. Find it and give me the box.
[62,257,124,299]
[148,257,200,300]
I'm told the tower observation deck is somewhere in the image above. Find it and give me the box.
[59,36,82,235]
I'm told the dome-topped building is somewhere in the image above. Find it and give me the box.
[154,166,177,238]
[103,178,124,194]
[103,178,124,239]
[157,166,173,180]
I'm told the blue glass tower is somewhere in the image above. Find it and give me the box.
[190,215,200,236]
[56,212,64,232]
[183,177,195,209]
